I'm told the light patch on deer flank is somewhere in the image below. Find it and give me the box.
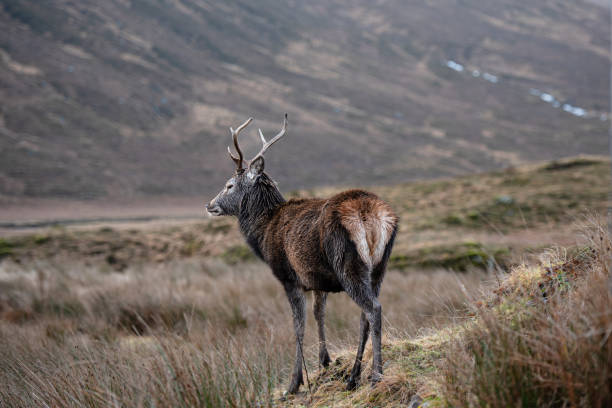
[339,199,397,269]
[371,206,397,266]
[345,215,372,270]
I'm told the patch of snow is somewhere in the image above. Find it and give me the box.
[446,60,464,72]
[562,104,586,117]
[442,56,601,120]
[496,195,514,205]
[540,93,554,103]
[482,73,498,83]
[529,88,541,96]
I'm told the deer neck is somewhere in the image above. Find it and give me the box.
[237,176,285,257]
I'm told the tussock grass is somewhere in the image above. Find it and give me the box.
[0,327,281,407]
[2,222,609,406]
[0,158,609,406]
[440,220,612,407]
[291,218,612,407]
[0,252,487,407]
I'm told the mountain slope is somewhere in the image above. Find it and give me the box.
[0,0,609,199]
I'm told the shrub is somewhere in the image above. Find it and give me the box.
[440,223,612,407]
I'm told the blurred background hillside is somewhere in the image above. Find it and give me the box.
[0,0,609,204]
[1,2,611,406]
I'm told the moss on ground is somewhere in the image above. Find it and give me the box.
[0,239,14,259]
[2,156,608,271]
[221,244,256,264]
[390,242,510,272]
[283,231,607,407]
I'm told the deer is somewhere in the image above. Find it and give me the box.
[206,114,399,394]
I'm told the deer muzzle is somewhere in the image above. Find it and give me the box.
[205,201,222,216]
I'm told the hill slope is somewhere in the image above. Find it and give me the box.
[0,156,610,407]
[0,0,609,199]
[285,224,611,407]
[1,156,609,271]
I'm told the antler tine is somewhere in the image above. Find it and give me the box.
[227,146,241,167]
[250,114,288,164]
[227,117,252,170]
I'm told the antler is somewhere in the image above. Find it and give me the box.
[227,117,253,171]
[250,113,288,164]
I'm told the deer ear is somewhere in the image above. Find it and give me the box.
[247,156,265,180]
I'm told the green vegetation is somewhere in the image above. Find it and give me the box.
[0,157,609,406]
[180,235,204,257]
[202,221,232,235]
[543,157,602,171]
[440,233,611,407]
[390,242,509,272]
[32,234,51,245]
[0,238,19,259]
[1,157,608,272]
[287,222,611,407]
[221,245,256,265]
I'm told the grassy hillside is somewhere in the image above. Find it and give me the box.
[0,157,610,406]
[1,228,609,407]
[2,155,608,270]
[0,0,609,199]
[285,221,611,407]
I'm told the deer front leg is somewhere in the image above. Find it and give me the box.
[284,284,306,394]
[313,291,331,368]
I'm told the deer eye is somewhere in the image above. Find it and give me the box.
[226,184,233,190]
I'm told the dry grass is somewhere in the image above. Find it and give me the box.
[0,228,609,406]
[440,220,612,407]
[0,159,609,406]
[0,253,487,407]
[280,218,612,407]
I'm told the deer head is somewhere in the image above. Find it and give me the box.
[206,114,287,216]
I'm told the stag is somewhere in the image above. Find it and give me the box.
[206,115,398,393]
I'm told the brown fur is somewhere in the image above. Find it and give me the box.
[207,150,399,393]
[257,190,397,292]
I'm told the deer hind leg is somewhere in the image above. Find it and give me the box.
[346,266,389,389]
[313,291,331,368]
[335,252,383,389]
[284,284,306,394]
[347,311,369,390]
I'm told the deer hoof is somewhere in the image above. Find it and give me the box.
[319,350,331,367]
[368,371,383,386]
[287,375,303,395]
[346,376,359,391]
